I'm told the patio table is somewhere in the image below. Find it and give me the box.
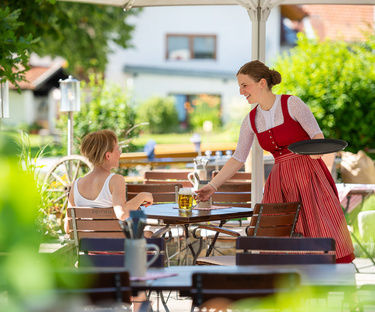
[141,203,253,264]
[131,263,356,295]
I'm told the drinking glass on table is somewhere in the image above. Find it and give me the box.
[178,187,194,210]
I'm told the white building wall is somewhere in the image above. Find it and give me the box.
[106,5,282,124]
[126,72,248,124]
[107,5,281,80]
[4,90,35,126]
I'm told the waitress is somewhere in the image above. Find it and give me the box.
[196,60,354,263]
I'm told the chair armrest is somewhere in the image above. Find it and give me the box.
[151,225,171,238]
[193,225,241,238]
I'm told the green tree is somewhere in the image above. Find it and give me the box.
[188,94,222,131]
[137,97,180,134]
[58,74,139,154]
[1,0,139,82]
[0,7,33,87]
[274,33,375,153]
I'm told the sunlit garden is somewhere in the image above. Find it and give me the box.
[2,1,375,312]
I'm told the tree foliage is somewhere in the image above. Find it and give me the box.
[274,33,375,153]
[1,0,139,82]
[0,7,33,87]
[137,97,180,134]
[58,74,139,154]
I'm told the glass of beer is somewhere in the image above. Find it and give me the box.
[178,187,194,210]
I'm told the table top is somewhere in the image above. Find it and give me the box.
[132,264,356,292]
[141,203,252,224]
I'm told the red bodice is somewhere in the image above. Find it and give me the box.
[249,94,310,160]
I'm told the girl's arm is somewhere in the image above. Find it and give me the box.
[111,175,153,221]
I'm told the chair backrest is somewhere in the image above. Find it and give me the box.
[78,237,165,268]
[211,183,251,208]
[191,272,300,308]
[246,202,301,237]
[125,183,181,203]
[66,184,180,247]
[144,170,193,187]
[66,207,122,245]
[212,170,251,184]
[236,237,336,265]
[55,269,131,304]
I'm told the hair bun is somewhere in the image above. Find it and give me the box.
[270,70,281,86]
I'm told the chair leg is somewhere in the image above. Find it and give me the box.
[205,220,225,257]
[160,292,170,312]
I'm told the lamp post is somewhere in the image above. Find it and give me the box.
[0,79,9,119]
[59,75,80,156]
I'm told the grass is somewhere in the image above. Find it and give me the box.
[25,128,240,157]
[132,128,239,147]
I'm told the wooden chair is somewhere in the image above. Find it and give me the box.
[78,237,165,268]
[55,269,132,305]
[125,183,181,204]
[211,170,251,184]
[195,202,301,262]
[236,237,336,265]
[211,182,251,208]
[191,272,300,310]
[66,207,123,248]
[54,269,152,311]
[144,170,193,187]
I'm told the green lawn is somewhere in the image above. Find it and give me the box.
[26,129,239,156]
[132,129,239,147]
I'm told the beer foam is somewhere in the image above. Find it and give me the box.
[179,187,193,195]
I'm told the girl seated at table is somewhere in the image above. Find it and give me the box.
[65,129,153,233]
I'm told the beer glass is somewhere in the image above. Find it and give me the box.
[178,187,194,210]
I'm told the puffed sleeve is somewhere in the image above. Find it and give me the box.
[288,96,323,138]
[232,114,255,163]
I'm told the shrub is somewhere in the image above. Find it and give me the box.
[58,74,139,154]
[274,33,375,153]
[188,94,222,131]
[136,96,179,134]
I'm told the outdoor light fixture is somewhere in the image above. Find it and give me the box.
[0,79,9,118]
[59,75,81,156]
[60,75,80,112]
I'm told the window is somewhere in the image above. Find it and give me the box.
[170,93,222,130]
[166,34,216,60]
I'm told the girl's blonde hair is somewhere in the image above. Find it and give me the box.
[80,130,118,166]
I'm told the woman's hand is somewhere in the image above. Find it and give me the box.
[195,184,216,202]
[141,192,153,207]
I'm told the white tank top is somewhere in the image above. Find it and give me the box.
[72,173,115,208]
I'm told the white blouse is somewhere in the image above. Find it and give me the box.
[232,95,322,163]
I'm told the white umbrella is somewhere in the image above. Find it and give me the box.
[60,0,375,207]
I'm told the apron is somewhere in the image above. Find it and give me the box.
[249,95,354,262]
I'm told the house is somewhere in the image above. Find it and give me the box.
[105,4,374,127]
[4,56,68,133]
[105,5,281,126]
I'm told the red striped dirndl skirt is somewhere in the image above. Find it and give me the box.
[262,152,354,261]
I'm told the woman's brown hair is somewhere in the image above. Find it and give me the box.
[237,60,281,89]
[80,130,118,166]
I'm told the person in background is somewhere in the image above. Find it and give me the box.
[65,129,153,233]
[196,60,354,263]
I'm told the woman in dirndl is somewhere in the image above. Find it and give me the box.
[196,60,354,263]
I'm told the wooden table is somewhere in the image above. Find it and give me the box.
[141,204,253,264]
[132,264,356,294]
